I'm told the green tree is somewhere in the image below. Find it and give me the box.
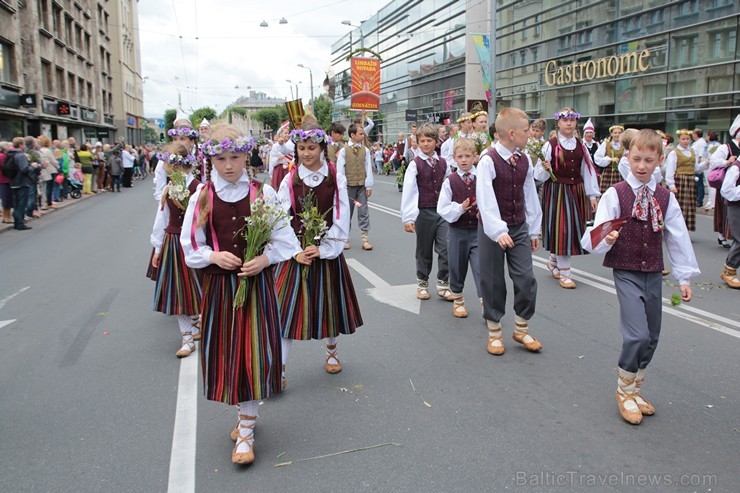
[190,107,217,128]
[312,95,334,129]
[163,108,176,134]
[253,108,282,131]
[143,126,159,144]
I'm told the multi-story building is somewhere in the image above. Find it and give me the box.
[0,0,117,143]
[227,91,286,137]
[109,0,144,145]
[332,0,740,140]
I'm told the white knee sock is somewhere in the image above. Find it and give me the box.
[281,338,292,366]
[235,401,258,452]
[177,316,193,344]
[325,337,338,364]
[556,255,571,271]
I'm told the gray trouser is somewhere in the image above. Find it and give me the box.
[347,185,370,232]
[479,222,537,323]
[448,226,481,296]
[726,205,740,268]
[416,208,449,282]
[613,269,662,373]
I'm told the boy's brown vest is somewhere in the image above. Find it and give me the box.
[344,145,367,187]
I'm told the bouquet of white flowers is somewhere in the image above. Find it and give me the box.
[296,190,331,280]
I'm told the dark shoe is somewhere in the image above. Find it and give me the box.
[14,225,32,230]
[718,238,731,248]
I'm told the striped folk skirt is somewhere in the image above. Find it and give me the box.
[714,199,731,238]
[276,255,363,340]
[542,180,591,256]
[599,168,622,194]
[153,233,202,316]
[145,248,158,281]
[200,269,282,404]
[674,174,696,231]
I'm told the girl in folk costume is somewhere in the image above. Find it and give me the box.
[534,107,600,289]
[149,144,203,358]
[195,117,212,180]
[582,118,599,163]
[470,103,492,152]
[710,117,740,250]
[147,110,199,283]
[594,124,625,193]
[665,129,700,232]
[275,124,363,384]
[269,123,295,190]
[181,125,301,465]
[457,112,475,138]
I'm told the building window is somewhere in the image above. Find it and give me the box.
[41,60,52,93]
[87,82,93,107]
[68,73,76,101]
[65,16,73,45]
[0,42,12,83]
[674,36,698,67]
[56,67,66,99]
[38,0,50,30]
[52,5,61,33]
[78,77,85,104]
[677,0,699,17]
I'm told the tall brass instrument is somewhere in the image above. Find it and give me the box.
[284,99,305,129]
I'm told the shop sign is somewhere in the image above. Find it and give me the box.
[70,106,79,120]
[0,87,21,108]
[127,115,136,127]
[21,94,37,107]
[82,109,97,122]
[544,50,652,87]
[405,109,418,121]
[104,115,114,124]
[42,99,57,115]
[57,102,71,116]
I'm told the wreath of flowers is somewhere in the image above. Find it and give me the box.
[167,127,199,139]
[675,129,693,136]
[553,111,581,121]
[290,128,331,145]
[609,125,625,133]
[471,110,488,121]
[201,136,255,156]
[157,152,197,168]
[456,114,472,124]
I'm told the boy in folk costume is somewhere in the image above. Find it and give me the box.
[665,129,700,232]
[710,115,740,252]
[535,107,600,289]
[149,144,203,358]
[401,123,454,300]
[714,114,740,288]
[336,123,374,251]
[326,122,346,165]
[275,124,363,382]
[477,108,543,355]
[436,137,482,318]
[594,124,625,193]
[582,118,599,162]
[181,125,301,465]
[582,129,699,425]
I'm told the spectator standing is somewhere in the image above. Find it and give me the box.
[24,136,42,218]
[121,145,135,187]
[8,137,38,230]
[78,144,94,194]
[38,136,58,208]
[108,148,123,192]
[0,142,13,223]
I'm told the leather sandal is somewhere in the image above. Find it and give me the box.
[634,378,655,416]
[487,337,505,355]
[453,300,468,318]
[232,416,256,464]
[176,333,195,358]
[281,364,287,391]
[616,391,643,425]
[416,287,430,300]
[191,317,201,341]
[547,261,560,279]
[512,324,542,352]
[558,276,576,289]
[325,344,342,374]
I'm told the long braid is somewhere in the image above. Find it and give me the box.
[196,158,212,227]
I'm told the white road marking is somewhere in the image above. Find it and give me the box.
[346,258,421,314]
[167,344,199,493]
[0,319,16,329]
[368,202,401,217]
[0,286,30,310]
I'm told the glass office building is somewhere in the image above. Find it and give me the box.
[331,0,740,139]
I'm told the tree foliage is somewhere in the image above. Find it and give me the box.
[163,109,176,133]
[253,105,289,132]
[312,95,334,129]
[190,107,217,128]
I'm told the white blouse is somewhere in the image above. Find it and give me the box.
[150,173,196,253]
[437,167,477,224]
[533,133,600,198]
[400,150,451,224]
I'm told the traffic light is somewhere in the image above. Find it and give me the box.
[160,132,165,143]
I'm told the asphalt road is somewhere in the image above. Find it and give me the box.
[0,175,738,493]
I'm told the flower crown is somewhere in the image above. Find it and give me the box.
[456,114,472,124]
[201,136,255,157]
[609,125,624,133]
[553,111,580,120]
[675,129,693,136]
[157,152,197,168]
[471,110,488,120]
[167,127,199,139]
[290,129,331,145]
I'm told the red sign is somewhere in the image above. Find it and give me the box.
[350,57,380,111]
[57,102,70,116]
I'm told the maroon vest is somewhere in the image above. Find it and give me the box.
[164,179,201,235]
[448,172,478,229]
[203,183,253,275]
[415,156,447,208]
[603,181,670,272]
[396,140,405,159]
[549,136,585,185]
[489,148,529,227]
[289,176,336,235]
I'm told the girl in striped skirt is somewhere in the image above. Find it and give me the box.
[665,130,699,232]
[534,108,600,289]
[594,124,625,193]
[150,143,202,358]
[275,123,363,387]
[181,125,301,465]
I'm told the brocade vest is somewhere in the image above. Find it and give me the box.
[448,172,478,229]
[548,136,584,185]
[415,156,447,208]
[488,148,528,227]
[164,179,201,235]
[344,145,367,187]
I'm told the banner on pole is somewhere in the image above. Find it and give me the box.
[471,34,493,105]
[350,57,380,110]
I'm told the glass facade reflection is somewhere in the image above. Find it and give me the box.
[331,0,740,139]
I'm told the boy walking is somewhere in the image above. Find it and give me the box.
[401,123,453,300]
[337,123,374,250]
[477,108,543,355]
[582,129,700,425]
[437,137,481,317]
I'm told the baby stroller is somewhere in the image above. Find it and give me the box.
[68,179,82,199]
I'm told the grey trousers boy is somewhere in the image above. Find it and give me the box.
[479,222,536,323]
[613,269,663,373]
[448,226,481,296]
[726,206,740,268]
[347,185,370,232]
[416,207,449,282]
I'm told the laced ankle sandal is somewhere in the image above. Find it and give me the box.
[325,344,342,374]
[191,316,201,341]
[512,322,542,352]
[232,415,256,464]
[546,261,560,279]
[453,299,468,318]
[417,280,430,300]
[176,333,195,358]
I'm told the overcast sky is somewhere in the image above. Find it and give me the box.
[138,0,380,119]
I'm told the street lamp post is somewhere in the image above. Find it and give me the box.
[285,79,295,100]
[297,64,314,106]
